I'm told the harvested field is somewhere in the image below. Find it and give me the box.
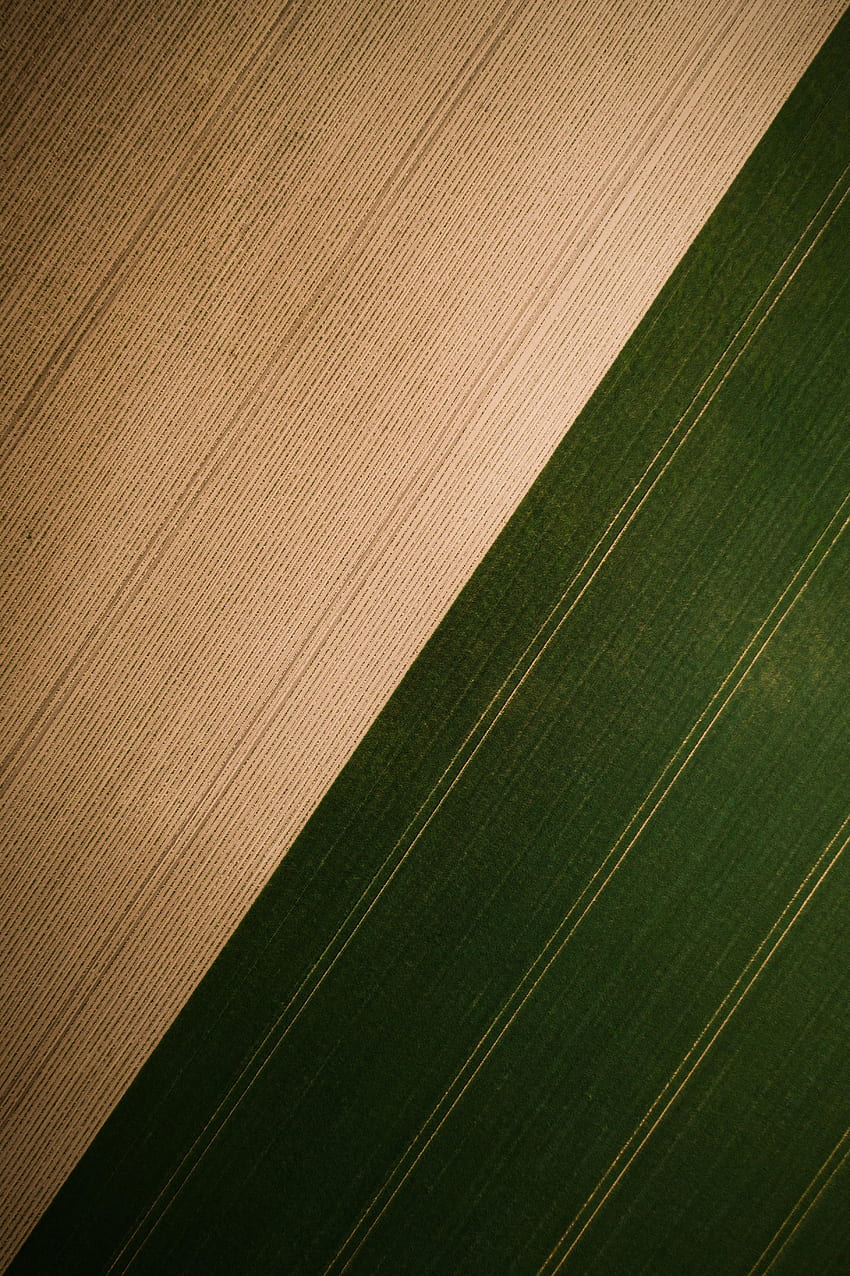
[2,0,848,1270]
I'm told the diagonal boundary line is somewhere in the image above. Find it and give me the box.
[320,127,850,982]
[0,0,746,1117]
[327,482,850,1273]
[541,812,850,1273]
[0,0,775,1114]
[0,0,755,1076]
[748,1124,850,1275]
[0,0,744,811]
[133,442,850,1274]
[0,0,820,793]
[103,161,850,1275]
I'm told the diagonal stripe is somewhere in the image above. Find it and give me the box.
[0,0,529,776]
[3,4,847,1266]
[106,169,850,1276]
[326,482,850,1274]
[8,132,847,1152]
[748,1124,850,1275]
[541,815,850,1272]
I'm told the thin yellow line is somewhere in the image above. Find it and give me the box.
[542,815,850,1273]
[330,484,850,1274]
[114,150,850,1276]
[749,1124,850,1275]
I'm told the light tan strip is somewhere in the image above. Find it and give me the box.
[749,1125,850,1275]
[0,0,843,1265]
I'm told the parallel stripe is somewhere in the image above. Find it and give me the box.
[101,160,850,1276]
[748,1124,850,1275]
[0,6,807,1129]
[0,0,530,785]
[330,481,850,1272]
[542,813,850,1271]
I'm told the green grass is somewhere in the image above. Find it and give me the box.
[13,12,850,1274]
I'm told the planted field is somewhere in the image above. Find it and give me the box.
[5,0,844,1264]
[9,8,850,1273]
[8,0,848,1261]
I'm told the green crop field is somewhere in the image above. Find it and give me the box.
[14,12,850,1275]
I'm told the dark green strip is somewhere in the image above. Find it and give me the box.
[13,12,850,1274]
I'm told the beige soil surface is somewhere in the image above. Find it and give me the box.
[0,0,844,1264]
